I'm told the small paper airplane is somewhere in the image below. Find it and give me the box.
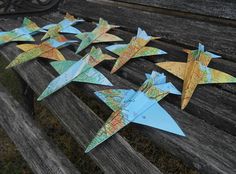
[75,18,123,54]
[157,43,236,109]
[106,28,167,74]
[6,35,77,68]
[41,13,84,40]
[37,47,114,101]
[85,71,185,153]
[0,18,40,46]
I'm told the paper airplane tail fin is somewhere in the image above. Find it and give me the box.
[64,13,76,21]
[98,18,120,29]
[88,47,115,66]
[144,71,166,85]
[22,18,40,32]
[183,43,221,59]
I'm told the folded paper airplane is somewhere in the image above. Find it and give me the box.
[75,18,123,54]
[106,28,167,74]
[85,71,185,153]
[157,43,236,109]
[6,35,77,68]
[41,13,84,40]
[0,18,40,46]
[37,47,114,101]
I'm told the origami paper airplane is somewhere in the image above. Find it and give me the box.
[0,18,40,46]
[6,35,77,69]
[157,43,236,109]
[41,13,84,40]
[106,28,167,74]
[37,47,114,101]
[75,18,123,54]
[85,71,185,153]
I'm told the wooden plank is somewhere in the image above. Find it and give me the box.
[116,0,236,20]
[28,14,236,174]
[48,39,236,174]
[35,13,236,174]
[39,12,236,136]
[57,47,236,174]
[2,14,236,174]
[59,0,236,62]
[0,19,162,174]
[0,83,80,174]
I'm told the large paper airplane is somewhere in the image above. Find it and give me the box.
[41,13,84,40]
[0,18,40,45]
[37,47,114,101]
[106,28,167,74]
[75,18,123,54]
[157,43,236,109]
[6,35,77,68]
[85,71,185,153]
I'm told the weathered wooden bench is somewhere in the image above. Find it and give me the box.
[0,0,236,173]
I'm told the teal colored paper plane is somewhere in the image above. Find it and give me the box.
[75,18,123,54]
[0,18,41,46]
[85,71,185,153]
[41,13,84,40]
[106,28,167,73]
[37,47,114,101]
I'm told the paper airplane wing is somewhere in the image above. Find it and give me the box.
[199,65,236,84]
[42,24,57,30]
[17,44,37,51]
[51,60,113,86]
[95,89,136,111]
[106,44,128,56]
[61,26,81,34]
[85,110,131,153]
[40,48,65,61]
[0,31,7,36]
[133,47,167,58]
[132,102,185,136]
[157,62,186,80]
[93,33,122,43]
[12,34,35,42]
[74,67,113,86]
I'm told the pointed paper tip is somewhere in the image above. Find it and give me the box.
[181,102,187,110]
[110,68,116,74]
[151,36,161,40]
[159,50,167,55]
[85,146,92,153]
[107,82,113,86]
[41,34,48,41]
[75,49,80,54]
[37,95,44,101]
[110,24,120,29]
[5,64,11,69]
[177,129,186,137]
[183,49,191,53]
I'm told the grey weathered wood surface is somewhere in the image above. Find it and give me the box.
[116,0,236,20]
[0,19,162,174]
[0,83,80,174]
[41,11,236,137]
[0,0,235,173]
[36,12,236,174]
[60,0,236,62]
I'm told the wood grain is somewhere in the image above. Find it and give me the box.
[59,0,236,61]
[39,12,236,136]
[0,17,162,174]
[116,0,236,20]
[0,83,80,174]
